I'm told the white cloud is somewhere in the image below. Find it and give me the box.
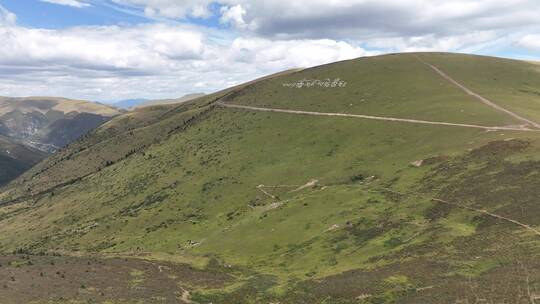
[220,5,249,30]
[108,0,540,60]
[0,5,16,26]
[228,38,371,70]
[518,35,540,51]
[0,5,369,101]
[367,31,501,53]
[40,0,91,8]
[111,0,540,38]
[0,24,206,71]
[112,0,214,19]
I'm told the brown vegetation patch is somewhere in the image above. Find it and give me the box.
[0,254,231,304]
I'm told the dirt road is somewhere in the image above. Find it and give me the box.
[415,55,540,129]
[216,102,539,132]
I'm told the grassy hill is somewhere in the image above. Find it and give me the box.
[1,53,540,303]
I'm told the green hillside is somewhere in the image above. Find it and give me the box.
[2,53,540,303]
[226,53,518,126]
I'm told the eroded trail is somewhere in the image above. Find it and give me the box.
[216,102,539,132]
[414,55,540,129]
[433,198,540,237]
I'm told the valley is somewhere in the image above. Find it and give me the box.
[0,96,121,186]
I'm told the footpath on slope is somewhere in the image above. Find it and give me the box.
[433,198,540,237]
[216,102,539,132]
[414,54,540,129]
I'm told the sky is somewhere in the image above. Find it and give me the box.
[0,0,539,102]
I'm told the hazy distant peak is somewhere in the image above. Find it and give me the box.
[135,93,206,108]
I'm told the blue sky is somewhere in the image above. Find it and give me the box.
[1,0,230,29]
[0,0,539,102]
[2,0,147,28]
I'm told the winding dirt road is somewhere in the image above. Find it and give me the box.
[216,102,539,132]
[414,55,540,129]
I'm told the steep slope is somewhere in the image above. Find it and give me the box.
[0,136,48,186]
[0,96,122,152]
[0,154,28,186]
[2,53,540,303]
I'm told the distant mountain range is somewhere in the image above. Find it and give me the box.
[0,96,121,185]
[111,93,205,109]
[136,93,206,108]
[110,98,149,109]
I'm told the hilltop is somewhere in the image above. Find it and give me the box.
[1,53,540,303]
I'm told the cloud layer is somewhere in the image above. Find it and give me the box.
[113,0,540,38]
[1,1,539,101]
[40,0,91,8]
[0,5,369,101]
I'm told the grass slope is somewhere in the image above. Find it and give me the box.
[421,53,540,124]
[1,53,540,303]
[227,53,519,126]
